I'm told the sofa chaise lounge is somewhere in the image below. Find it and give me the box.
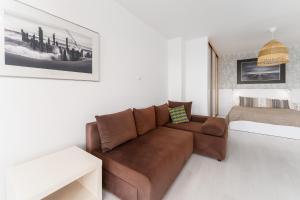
[86,101,227,200]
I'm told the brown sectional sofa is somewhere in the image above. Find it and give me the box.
[86,102,228,200]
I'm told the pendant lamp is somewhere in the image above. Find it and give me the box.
[257,27,289,66]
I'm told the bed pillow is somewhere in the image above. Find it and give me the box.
[266,99,290,109]
[239,96,258,107]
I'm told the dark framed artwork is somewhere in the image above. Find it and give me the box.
[237,58,285,84]
[1,0,100,81]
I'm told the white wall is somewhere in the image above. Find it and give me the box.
[0,0,167,198]
[167,37,210,115]
[184,37,210,115]
[219,89,234,116]
[291,89,300,103]
[167,37,183,101]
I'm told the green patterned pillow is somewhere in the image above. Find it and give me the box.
[168,105,189,124]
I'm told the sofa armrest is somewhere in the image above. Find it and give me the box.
[191,115,209,123]
[201,117,226,137]
[86,122,101,153]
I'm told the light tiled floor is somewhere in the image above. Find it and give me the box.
[103,130,300,200]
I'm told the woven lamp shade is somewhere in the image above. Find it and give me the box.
[257,39,289,66]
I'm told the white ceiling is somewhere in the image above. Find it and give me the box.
[115,0,300,54]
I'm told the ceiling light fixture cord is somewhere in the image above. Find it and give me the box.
[270,27,276,39]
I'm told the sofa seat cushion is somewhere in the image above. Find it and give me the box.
[201,117,226,137]
[95,127,193,200]
[165,121,203,133]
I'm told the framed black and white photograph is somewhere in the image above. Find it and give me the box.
[237,58,285,84]
[1,1,100,81]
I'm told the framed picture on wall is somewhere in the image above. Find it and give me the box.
[237,58,285,84]
[1,0,100,81]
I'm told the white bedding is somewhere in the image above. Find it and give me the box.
[230,121,300,140]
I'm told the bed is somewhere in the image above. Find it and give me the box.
[228,106,300,139]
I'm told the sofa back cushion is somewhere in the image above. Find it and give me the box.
[201,117,226,137]
[95,109,137,152]
[168,100,192,120]
[155,103,170,126]
[133,106,156,135]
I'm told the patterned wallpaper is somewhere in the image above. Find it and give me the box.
[219,45,300,89]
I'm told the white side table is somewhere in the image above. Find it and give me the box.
[7,146,102,200]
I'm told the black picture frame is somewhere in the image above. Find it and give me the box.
[2,0,100,81]
[237,58,286,84]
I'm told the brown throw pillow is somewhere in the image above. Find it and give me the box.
[201,117,226,137]
[133,106,156,135]
[155,103,170,126]
[95,109,137,152]
[168,100,192,120]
